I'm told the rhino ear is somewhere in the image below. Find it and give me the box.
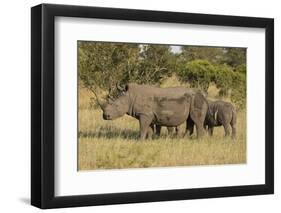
[116,83,124,92]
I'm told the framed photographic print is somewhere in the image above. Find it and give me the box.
[31,3,274,209]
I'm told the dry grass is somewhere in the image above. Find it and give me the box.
[78,87,246,170]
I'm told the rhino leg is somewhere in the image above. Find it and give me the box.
[175,127,179,135]
[147,125,154,140]
[221,109,233,138]
[156,126,178,137]
[139,115,153,140]
[208,126,214,136]
[155,125,161,137]
[195,124,205,138]
[231,125,236,139]
[185,116,194,137]
[190,110,205,138]
[190,93,208,138]
[167,127,174,136]
[150,124,155,133]
[167,127,173,134]
[222,123,231,137]
[204,124,208,131]
[230,110,237,139]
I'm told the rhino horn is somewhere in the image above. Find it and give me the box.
[96,97,106,111]
[108,94,114,100]
[107,94,114,104]
[214,110,218,121]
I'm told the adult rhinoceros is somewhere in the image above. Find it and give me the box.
[101,83,208,140]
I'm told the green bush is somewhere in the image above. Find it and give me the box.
[177,59,246,108]
[178,60,216,92]
[78,42,246,109]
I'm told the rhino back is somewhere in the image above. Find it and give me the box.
[127,83,197,97]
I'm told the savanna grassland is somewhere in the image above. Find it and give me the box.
[78,82,246,171]
[78,42,247,170]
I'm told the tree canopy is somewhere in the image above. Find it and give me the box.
[78,42,246,108]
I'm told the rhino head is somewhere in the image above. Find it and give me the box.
[102,84,130,120]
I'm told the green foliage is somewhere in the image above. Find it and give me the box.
[177,59,246,108]
[79,42,175,97]
[235,63,246,74]
[230,72,246,109]
[222,48,246,67]
[180,46,226,64]
[178,60,216,92]
[128,45,174,84]
[213,64,234,96]
[78,42,246,108]
[78,42,140,94]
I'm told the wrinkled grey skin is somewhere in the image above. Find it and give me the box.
[154,90,208,137]
[204,100,237,138]
[102,83,208,140]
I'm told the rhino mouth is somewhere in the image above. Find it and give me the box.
[103,113,112,120]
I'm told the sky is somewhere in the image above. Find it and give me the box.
[170,45,182,54]
[139,44,182,54]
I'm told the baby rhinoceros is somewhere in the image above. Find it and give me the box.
[205,100,237,139]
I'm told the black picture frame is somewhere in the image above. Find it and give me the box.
[31,3,274,209]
